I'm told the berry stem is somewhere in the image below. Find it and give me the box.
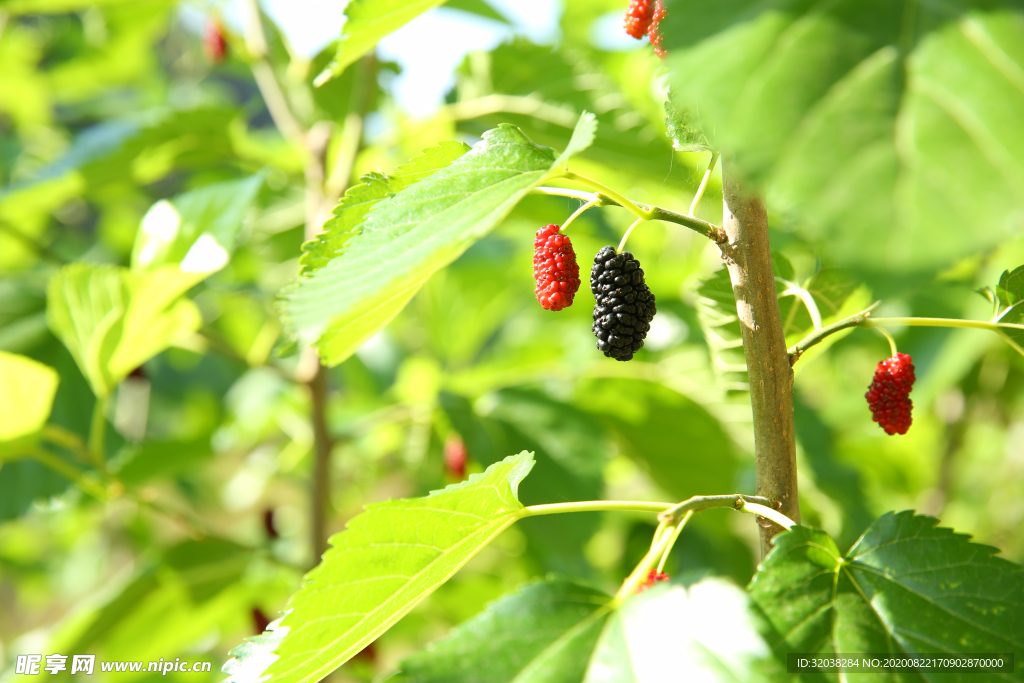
[561,171,657,221]
[533,186,724,240]
[523,500,674,516]
[868,317,1024,332]
[688,151,720,217]
[559,197,602,233]
[617,217,644,252]
[616,517,675,600]
[656,509,691,573]
[739,501,796,529]
[875,326,899,357]
[787,303,881,365]
[779,281,823,330]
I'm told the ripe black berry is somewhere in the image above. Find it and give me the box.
[623,0,654,39]
[865,352,915,435]
[534,224,581,311]
[590,246,656,362]
[649,1,667,58]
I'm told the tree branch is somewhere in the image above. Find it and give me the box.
[788,303,880,366]
[721,170,799,554]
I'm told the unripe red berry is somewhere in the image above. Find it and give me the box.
[865,352,915,435]
[649,1,667,58]
[204,18,228,64]
[623,0,655,39]
[444,434,467,479]
[635,567,670,593]
[533,224,581,311]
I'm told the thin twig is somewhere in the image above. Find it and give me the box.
[787,303,880,366]
[239,0,305,145]
[688,151,719,216]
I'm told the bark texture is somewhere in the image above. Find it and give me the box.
[721,173,799,554]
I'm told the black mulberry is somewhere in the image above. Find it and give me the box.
[590,246,656,361]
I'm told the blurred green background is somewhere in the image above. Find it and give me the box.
[2,0,1023,681]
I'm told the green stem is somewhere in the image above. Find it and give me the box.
[42,424,93,464]
[656,509,692,573]
[88,396,109,469]
[616,517,675,599]
[875,326,899,357]
[561,172,657,221]
[787,303,880,366]
[617,217,643,253]
[533,186,724,241]
[656,493,772,524]
[560,197,603,233]
[740,501,796,530]
[523,500,674,517]
[688,151,719,217]
[868,317,1024,332]
[29,448,108,500]
[779,282,822,330]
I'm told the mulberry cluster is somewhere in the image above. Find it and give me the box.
[623,0,655,39]
[533,224,581,311]
[636,568,669,593]
[591,246,656,361]
[649,1,667,58]
[865,353,915,435]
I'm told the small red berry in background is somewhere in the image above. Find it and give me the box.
[649,1,667,58]
[865,352,916,435]
[204,18,228,64]
[635,567,670,593]
[252,607,270,634]
[623,0,655,39]
[533,224,581,311]
[444,434,467,479]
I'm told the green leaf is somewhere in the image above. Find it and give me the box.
[662,1,1024,281]
[0,351,59,453]
[283,116,595,367]
[297,141,471,276]
[317,0,447,85]
[996,265,1024,353]
[694,268,748,392]
[395,577,612,683]
[131,172,265,273]
[222,452,536,683]
[46,263,204,398]
[396,576,781,683]
[750,512,1024,674]
[577,378,740,503]
[451,40,674,176]
[778,268,858,339]
[445,0,510,24]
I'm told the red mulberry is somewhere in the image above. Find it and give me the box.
[624,0,655,39]
[649,1,667,58]
[533,224,581,311]
[204,18,228,63]
[865,352,915,435]
[636,568,670,593]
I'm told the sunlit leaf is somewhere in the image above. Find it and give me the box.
[0,351,59,454]
[131,172,265,274]
[282,114,595,367]
[222,452,536,683]
[47,264,204,398]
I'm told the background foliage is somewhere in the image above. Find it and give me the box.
[2,0,1024,681]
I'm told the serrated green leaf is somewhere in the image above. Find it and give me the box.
[662,1,1024,282]
[694,268,748,392]
[131,172,265,273]
[750,512,1024,678]
[222,452,536,683]
[298,141,471,276]
[283,117,594,367]
[395,577,612,683]
[997,266,1024,308]
[317,0,448,85]
[0,351,59,454]
[47,263,204,398]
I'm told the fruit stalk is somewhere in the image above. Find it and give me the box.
[720,171,800,554]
